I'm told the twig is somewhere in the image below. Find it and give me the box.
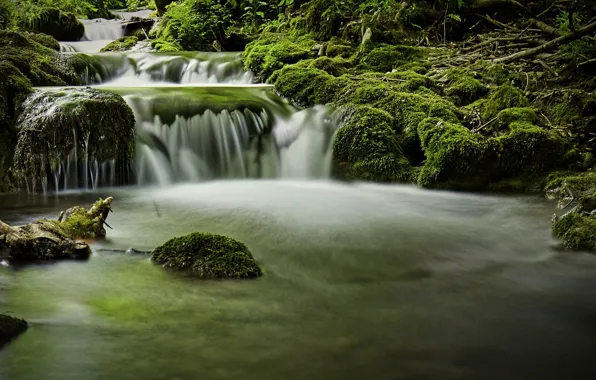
[473,116,499,133]
[529,18,560,36]
[534,59,559,76]
[494,20,596,63]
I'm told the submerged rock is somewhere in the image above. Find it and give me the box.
[151,232,263,279]
[0,314,28,347]
[0,198,114,261]
[12,88,135,191]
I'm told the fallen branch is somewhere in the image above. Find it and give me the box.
[529,18,560,36]
[494,20,596,63]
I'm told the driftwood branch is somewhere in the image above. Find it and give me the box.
[494,20,596,63]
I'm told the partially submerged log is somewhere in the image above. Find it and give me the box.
[0,197,113,261]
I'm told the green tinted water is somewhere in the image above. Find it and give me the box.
[1,181,596,380]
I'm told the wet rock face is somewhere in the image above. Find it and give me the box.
[151,232,264,279]
[12,88,135,192]
[0,314,28,348]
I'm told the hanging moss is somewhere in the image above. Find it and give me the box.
[151,232,263,279]
[100,36,139,52]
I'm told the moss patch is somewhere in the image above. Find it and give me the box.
[151,232,263,279]
[100,36,139,52]
[18,7,84,41]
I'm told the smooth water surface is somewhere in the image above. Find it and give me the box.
[1,181,596,380]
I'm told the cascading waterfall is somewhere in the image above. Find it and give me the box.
[74,52,253,85]
[33,49,337,192]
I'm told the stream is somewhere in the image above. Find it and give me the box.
[2,9,596,380]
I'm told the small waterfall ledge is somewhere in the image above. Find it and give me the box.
[20,48,338,192]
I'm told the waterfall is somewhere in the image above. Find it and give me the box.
[73,52,253,85]
[31,52,337,192]
[120,87,337,186]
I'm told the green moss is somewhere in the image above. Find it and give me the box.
[100,36,139,52]
[357,43,423,73]
[19,7,84,41]
[553,211,596,251]
[417,117,496,190]
[307,56,352,77]
[243,34,316,81]
[495,122,566,177]
[482,84,529,120]
[548,90,596,146]
[386,70,437,92]
[12,89,135,190]
[326,42,355,58]
[271,66,350,107]
[442,68,488,106]
[151,232,263,279]
[27,33,60,51]
[482,107,538,135]
[333,106,412,182]
[150,39,182,52]
[60,208,98,239]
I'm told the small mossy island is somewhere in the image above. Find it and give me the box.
[151,232,263,279]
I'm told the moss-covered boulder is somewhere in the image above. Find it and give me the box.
[440,68,488,106]
[12,88,135,191]
[0,30,80,191]
[417,117,497,190]
[356,43,423,73]
[19,7,84,41]
[0,314,28,347]
[243,34,317,81]
[151,232,263,279]
[553,211,596,251]
[333,106,413,182]
[100,36,139,52]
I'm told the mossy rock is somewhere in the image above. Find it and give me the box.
[307,56,352,77]
[357,43,423,73]
[20,7,84,41]
[481,84,529,120]
[271,66,350,107]
[333,105,413,182]
[151,232,263,279]
[12,88,135,191]
[417,117,497,190]
[243,34,317,81]
[441,68,488,106]
[553,211,596,251]
[0,30,80,190]
[100,36,139,52]
[0,314,28,347]
[326,42,355,58]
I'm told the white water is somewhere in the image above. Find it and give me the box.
[77,52,253,85]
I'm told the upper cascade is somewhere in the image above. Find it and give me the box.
[74,52,253,85]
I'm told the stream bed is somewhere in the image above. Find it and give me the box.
[1,181,596,379]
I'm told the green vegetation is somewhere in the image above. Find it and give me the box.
[151,232,264,279]
[100,36,139,52]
